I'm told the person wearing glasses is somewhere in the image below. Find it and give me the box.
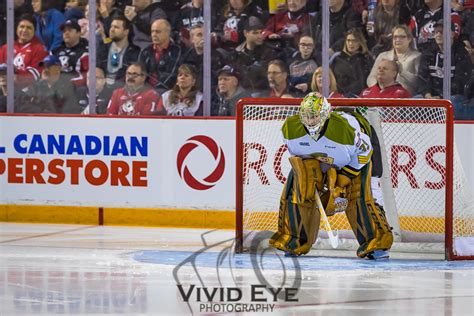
[257,59,303,98]
[97,16,140,89]
[52,19,89,88]
[77,67,113,114]
[107,62,162,116]
[364,0,411,56]
[367,25,421,96]
[288,34,318,94]
[330,28,373,97]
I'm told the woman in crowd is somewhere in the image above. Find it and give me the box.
[288,35,318,94]
[366,0,411,56]
[330,28,373,97]
[32,0,66,52]
[367,25,421,96]
[158,64,203,116]
[310,66,344,98]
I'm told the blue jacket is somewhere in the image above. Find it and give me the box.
[35,9,66,52]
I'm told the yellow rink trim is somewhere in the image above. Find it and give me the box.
[245,212,474,235]
[0,205,99,224]
[1,206,472,234]
[0,205,235,229]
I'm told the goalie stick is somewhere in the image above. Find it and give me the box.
[314,185,340,248]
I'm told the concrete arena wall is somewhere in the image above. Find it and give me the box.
[0,115,472,229]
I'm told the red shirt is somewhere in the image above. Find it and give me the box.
[107,86,161,116]
[360,83,411,98]
[0,37,48,87]
[263,11,311,39]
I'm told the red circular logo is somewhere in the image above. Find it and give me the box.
[177,135,226,190]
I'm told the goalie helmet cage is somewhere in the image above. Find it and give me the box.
[235,98,474,261]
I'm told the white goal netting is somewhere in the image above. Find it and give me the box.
[236,99,474,260]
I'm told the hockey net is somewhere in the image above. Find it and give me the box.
[235,98,474,260]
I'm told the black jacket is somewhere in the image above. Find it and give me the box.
[311,0,362,52]
[330,51,373,96]
[139,42,182,93]
[97,41,140,88]
[418,40,472,97]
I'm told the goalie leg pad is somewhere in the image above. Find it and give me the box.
[288,156,323,204]
[341,162,394,258]
[269,170,321,256]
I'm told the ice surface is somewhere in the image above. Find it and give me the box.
[1,223,473,315]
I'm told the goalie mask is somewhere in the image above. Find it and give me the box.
[299,93,332,139]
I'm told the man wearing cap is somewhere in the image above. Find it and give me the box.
[52,19,89,88]
[16,54,81,113]
[233,16,278,93]
[418,19,472,100]
[215,65,251,116]
[0,14,48,88]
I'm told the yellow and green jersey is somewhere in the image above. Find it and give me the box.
[282,111,373,178]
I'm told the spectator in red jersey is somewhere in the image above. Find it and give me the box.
[263,0,313,51]
[310,66,344,98]
[360,59,411,98]
[107,62,162,116]
[0,14,48,88]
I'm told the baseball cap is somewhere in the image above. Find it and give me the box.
[217,65,240,80]
[243,16,264,31]
[39,55,61,68]
[434,19,456,32]
[60,19,81,32]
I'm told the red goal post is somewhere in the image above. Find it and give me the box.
[235,98,474,261]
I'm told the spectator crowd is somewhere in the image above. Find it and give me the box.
[0,0,473,119]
